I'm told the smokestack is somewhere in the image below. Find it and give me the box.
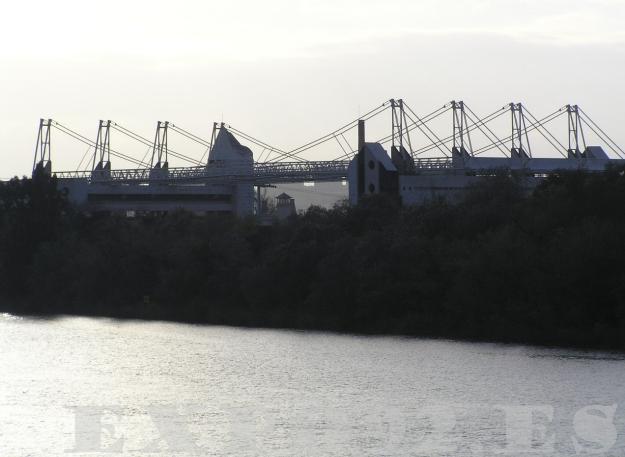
[358,119,365,152]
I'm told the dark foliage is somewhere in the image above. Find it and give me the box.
[2,168,625,349]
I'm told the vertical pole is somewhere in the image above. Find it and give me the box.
[92,120,102,171]
[399,99,404,152]
[576,105,587,151]
[517,103,523,151]
[452,101,457,149]
[573,106,580,154]
[575,110,579,152]
[401,107,414,156]
[357,119,365,152]
[33,119,52,174]
[33,119,43,171]
[390,99,395,149]
[163,121,169,165]
[521,104,531,157]
[151,121,160,168]
[209,122,217,159]
[44,119,51,167]
[104,120,111,165]
[567,105,573,152]
[511,103,515,152]
[459,101,464,150]
[567,105,584,156]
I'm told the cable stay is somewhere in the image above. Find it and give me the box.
[414,109,506,157]
[276,101,391,163]
[51,121,148,167]
[472,108,564,155]
[577,108,625,159]
[330,102,451,162]
[76,145,92,172]
[223,125,296,163]
[340,133,353,151]
[336,133,354,161]
[411,105,508,157]
[257,147,269,163]
[168,123,217,164]
[376,103,451,147]
[472,108,567,156]
[402,102,451,158]
[522,106,568,158]
[111,122,203,166]
[463,105,510,157]
[139,146,153,167]
[333,134,351,160]
[169,124,211,147]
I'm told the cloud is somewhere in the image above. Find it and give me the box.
[2,0,624,62]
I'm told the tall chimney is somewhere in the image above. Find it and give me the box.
[358,119,365,152]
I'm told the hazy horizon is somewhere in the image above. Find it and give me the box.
[2,0,625,177]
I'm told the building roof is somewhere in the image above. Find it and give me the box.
[208,127,254,162]
[585,146,610,160]
[276,192,293,200]
[365,142,397,171]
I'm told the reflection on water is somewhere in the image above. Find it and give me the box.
[1,314,624,456]
[529,353,625,362]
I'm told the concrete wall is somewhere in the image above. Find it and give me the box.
[233,182,255,217]
[56,126,259,217]
[58,179,241,215]
[399,174,477,205]
[349,143,624,207]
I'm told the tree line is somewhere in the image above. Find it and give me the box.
[1,168,625,349]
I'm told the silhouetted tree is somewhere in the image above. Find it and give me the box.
[2,168,625,349]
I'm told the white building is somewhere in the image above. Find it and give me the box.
[348,142,625,206]
[58,127,255,217]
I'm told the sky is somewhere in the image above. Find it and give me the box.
[1,0,625,176]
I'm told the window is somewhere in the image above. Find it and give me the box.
[369,183,376,193]
[368,160,375,170]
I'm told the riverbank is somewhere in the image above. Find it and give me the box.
[2,169,625,350]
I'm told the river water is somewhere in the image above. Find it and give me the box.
[1,313,624,456]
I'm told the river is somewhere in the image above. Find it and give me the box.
[1,313,624,456]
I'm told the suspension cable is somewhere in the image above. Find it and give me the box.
[472,109,563,154]
[472,108,565,156]
[76,145,92,171]
[327,104,400,161]
[412,105,507,155]
[169,124,216,164]
[523,107,568,157]
[402,102,451,157]
[256,147,268,163]
[224,125,296,162]
[340,103,452,163]
[169,124,211,147]
[333,135,350,160]
[376,103,451,146]
[578,108,625,159]
[111,123,203,166]
[578,115,625,159]
[463,105,510,157]
[271,101,391,162]
[51,121,147,167]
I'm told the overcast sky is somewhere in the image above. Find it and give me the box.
[2,0,625,175]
